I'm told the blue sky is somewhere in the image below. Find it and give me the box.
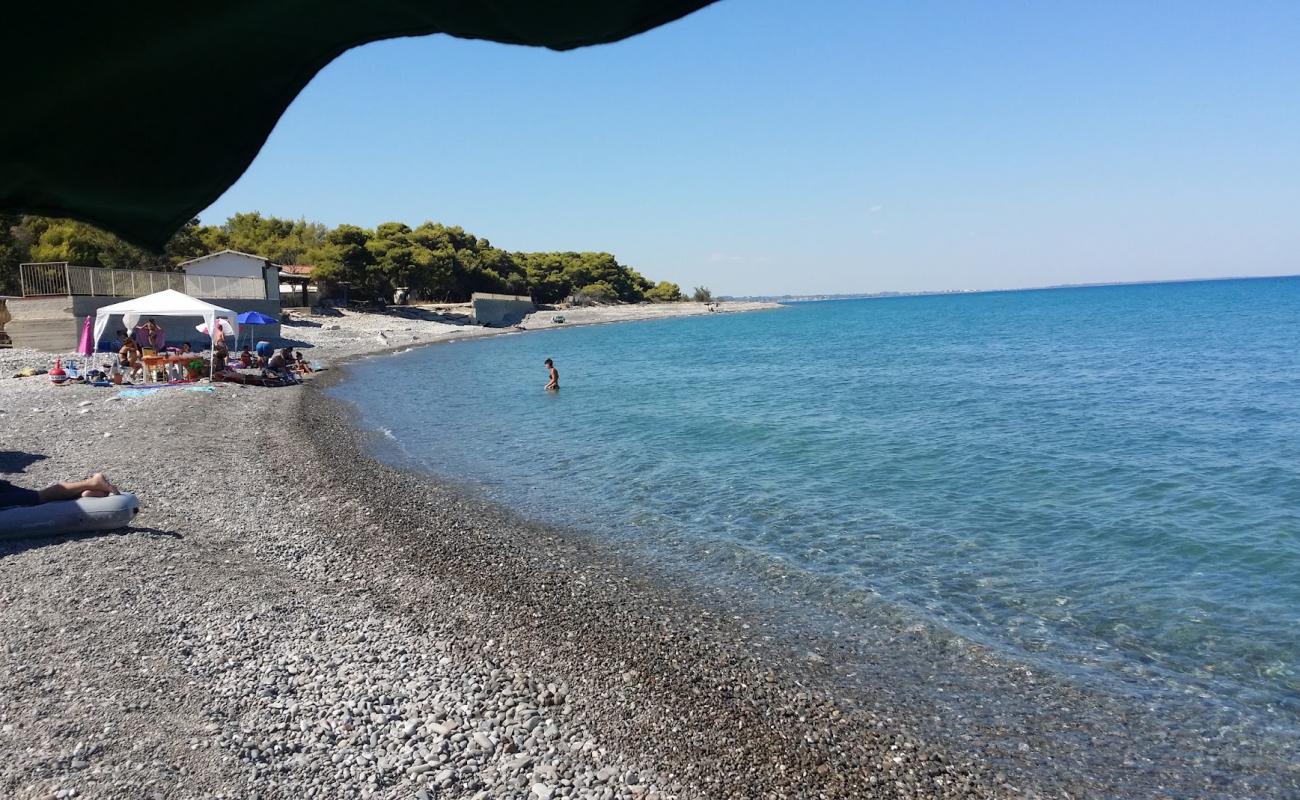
[202,0,1300,296]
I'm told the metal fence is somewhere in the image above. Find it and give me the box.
[19,263,266,299]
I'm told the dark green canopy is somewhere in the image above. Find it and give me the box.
[1,1,714,251]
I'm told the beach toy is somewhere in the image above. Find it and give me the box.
[0,493,139,540]
[49,358,67,385]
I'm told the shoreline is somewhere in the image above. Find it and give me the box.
[1,300,1296,798]
[278,300,786,366]
[293,377,1000,799]
[317,339,1300,799]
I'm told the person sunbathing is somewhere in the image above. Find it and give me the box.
[266,347,285,369]
[1,473,119,510]
[266,347,296,380]
[239,347,253,368]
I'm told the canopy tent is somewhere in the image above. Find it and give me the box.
[0,1,715,252]
[93,290,240,379]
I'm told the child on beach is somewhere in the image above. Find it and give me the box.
[118,338,142,381]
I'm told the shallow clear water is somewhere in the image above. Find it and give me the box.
[333,278,1300,737]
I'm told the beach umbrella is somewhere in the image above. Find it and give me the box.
[0,1,714,251]
[77,314,94,359]
[197,317,236,376]
[236,310,277,351]
[76,314,95,377]
[195,318,236,337]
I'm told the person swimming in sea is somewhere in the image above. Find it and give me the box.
[544,358,559,391]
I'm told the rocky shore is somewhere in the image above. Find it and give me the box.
[4,302,1294,799]
[0,300,996,799]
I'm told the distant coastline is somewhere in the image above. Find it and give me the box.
[725,271,1300,304]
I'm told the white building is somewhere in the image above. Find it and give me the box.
[178,249,280,301]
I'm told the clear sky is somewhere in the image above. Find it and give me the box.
[201,0,1300,296]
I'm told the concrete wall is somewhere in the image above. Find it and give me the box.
[5,295,284,351]
[471,293,535,327]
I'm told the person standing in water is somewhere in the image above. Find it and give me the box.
[544,358,559,391]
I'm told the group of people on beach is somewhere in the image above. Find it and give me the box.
[7,356,558,517]
[106,318,312,386]
[112,320,169,381]
[231,345,312,375]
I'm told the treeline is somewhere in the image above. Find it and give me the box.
[0,213,697,304]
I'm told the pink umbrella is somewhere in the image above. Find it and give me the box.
[76,314,95,360]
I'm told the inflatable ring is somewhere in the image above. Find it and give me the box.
[0,493,140,540]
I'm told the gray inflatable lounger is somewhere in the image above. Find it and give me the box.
[0,493,140,540]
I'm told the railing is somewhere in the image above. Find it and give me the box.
[19,263,266,300]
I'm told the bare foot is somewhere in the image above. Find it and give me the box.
[80,473,119,497]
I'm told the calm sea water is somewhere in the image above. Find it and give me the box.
[333,278,1300,744]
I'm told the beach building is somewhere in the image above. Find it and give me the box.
[471,292,534,326]
[178,250,280,299]
[5,251,284,351]
[277,264,318,308]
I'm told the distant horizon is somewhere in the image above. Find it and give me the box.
[723,271,1300,301]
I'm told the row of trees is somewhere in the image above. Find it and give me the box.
[0,213,709,305]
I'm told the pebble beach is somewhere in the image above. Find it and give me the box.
[4,300,1293,799]
[0,301,989,800]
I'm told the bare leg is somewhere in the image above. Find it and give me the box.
[37,473,120,503]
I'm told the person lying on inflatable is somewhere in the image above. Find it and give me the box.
[1,473,119,507]
[1,473,140,539]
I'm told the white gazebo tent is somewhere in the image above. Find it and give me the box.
[93,289,240,380]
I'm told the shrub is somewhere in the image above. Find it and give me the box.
[645,280,683,302]
[573,281,619,304]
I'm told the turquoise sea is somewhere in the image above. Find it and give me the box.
[332,277,1300,787]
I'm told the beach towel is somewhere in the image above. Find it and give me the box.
[118,385,214,398]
